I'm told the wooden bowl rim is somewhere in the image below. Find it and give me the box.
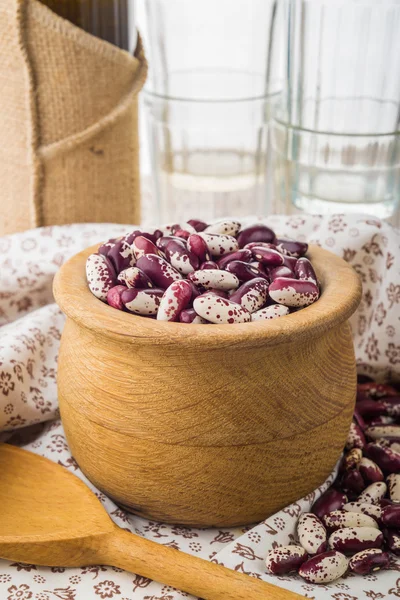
[53,243,362,348]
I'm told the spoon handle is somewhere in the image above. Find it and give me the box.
[100,528,305,600]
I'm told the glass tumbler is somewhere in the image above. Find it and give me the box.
[139,0,284,223]
[272,0,400,218]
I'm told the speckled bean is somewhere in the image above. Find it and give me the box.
[244,242,277,251]
[346,422,366,450]
[269,265,294,280]
[86,253,117,301]
[132,235,163,259]
[328,527,383,554]
[357,482,387,505]
[217,249,253,269]
[136,255,182,290]
[188,269,239,291]
[276,238,308,258]
[229,278,269,313]
[107,239,136,273]
[121,288,164,316]
[187,234,211,263]
[365,443,400,474]
[193,292,251,324]
[381,504,400,528]
[366,425,400,441]
[265,545,308,575]
[157,280,193,321]
[295,257,318,283]
[387,474,400,502]
[359,458,384,484]
[297,513,327,555]
[269,277,319,308]
[251,304,290,321]
[179,308,208,324]
[340,469,366,495]
[356,399,388,418]
[106,285,126,310]
[204,220,241,236]
[198,232,239,256]
[323,510,379,531]
[98,239,116,256]
[343,502,382,521]
[118,266,153,289]
[298,551,348,584]
[312,488,348,519]
[156,235,183,252]
[226,260,268,283]
[251,246,284,267]
[342,448,363,472]
[358,382,398,398]
[236,224,275,248]
[165,239,199,275]
[383,527,400,555]
[348,549,390,574]
[187,218,208,232]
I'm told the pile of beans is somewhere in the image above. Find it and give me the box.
[265,378,400,584]
[85,219,320,324]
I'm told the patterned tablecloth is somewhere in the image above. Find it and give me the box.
[0,214,399,600]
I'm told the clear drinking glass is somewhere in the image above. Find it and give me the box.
[139,0,284,223]
[272,0,400,218]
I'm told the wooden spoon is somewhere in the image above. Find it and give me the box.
[0,444,305,600]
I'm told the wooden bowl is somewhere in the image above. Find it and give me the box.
[53,244,361,527]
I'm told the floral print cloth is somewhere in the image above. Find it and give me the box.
[0,215,399,600]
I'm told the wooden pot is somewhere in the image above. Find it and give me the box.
[53,244,362,527]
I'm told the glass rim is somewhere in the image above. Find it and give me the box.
[272,116,400,137]
[142,87,281,104]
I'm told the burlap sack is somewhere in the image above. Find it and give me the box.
[0,0,147,235]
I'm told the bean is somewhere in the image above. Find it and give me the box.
[368,416,395,427]
[348,549,390,575]
[165,240,199,275]
[312,488,348,519]
[244,242,277,251]
[86,253,117,302]
[106,285,126,310]
[251,304,290,321]
[381,504,400,528]
[107,239,136,273]
[366,425,400,441]
[358,382,398,399]
[187,234,211,263]
[358,482,387,505]
[226,260,268,283]
[124,229,160,245]
[387,474,400,502]
[204,220,241,236]
[346,422,366,450]
[383,527,400,555]
[269,278,319,308]
[179,308,208,324]
[359,458,384,484]
[269,265,294,280]
[365,443,400,474]
[199,261,219,270]
[136,255,182,290]
[132,235,163,259]
[265,545,308,575]
[251,246,284,267]
[236,224,275,248]
[356,399,388,418]
[282,255,298,270]
[188,269,239,291]
[323,510,379,531]
[353,407,367,431]
[193,292,251,324]
[343,502,382,522]
[198,232,239,256]
[98,239,116,256]
[118,266,153,289]
[121,288,164,316]
[295,257,317,284]
[156,235,184,252]
[187,219,208,232]
[174,229,191,240]
[298,551,348,584]
[328,527,383,554]
[276,238,308,258]
[340,470,365,495]
[342,448,363,472]
[297,513,327,555]
[229,278,269,314]
[157,280,193,322]
[217,249,253,269]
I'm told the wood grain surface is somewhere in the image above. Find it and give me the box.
[0,443,307,600]
[54,244,362,527]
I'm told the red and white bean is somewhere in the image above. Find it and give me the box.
[157,281,193,322]
[269,278,320,308]
[328,527,383,554]
[297,513,327,555]
[265,545,308,575]
[348,549,390,574]
[193,293,251,324]
[251,304,290,321]
[86,253,117,302]
[121,288,164,316]
[298,551,348,583]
